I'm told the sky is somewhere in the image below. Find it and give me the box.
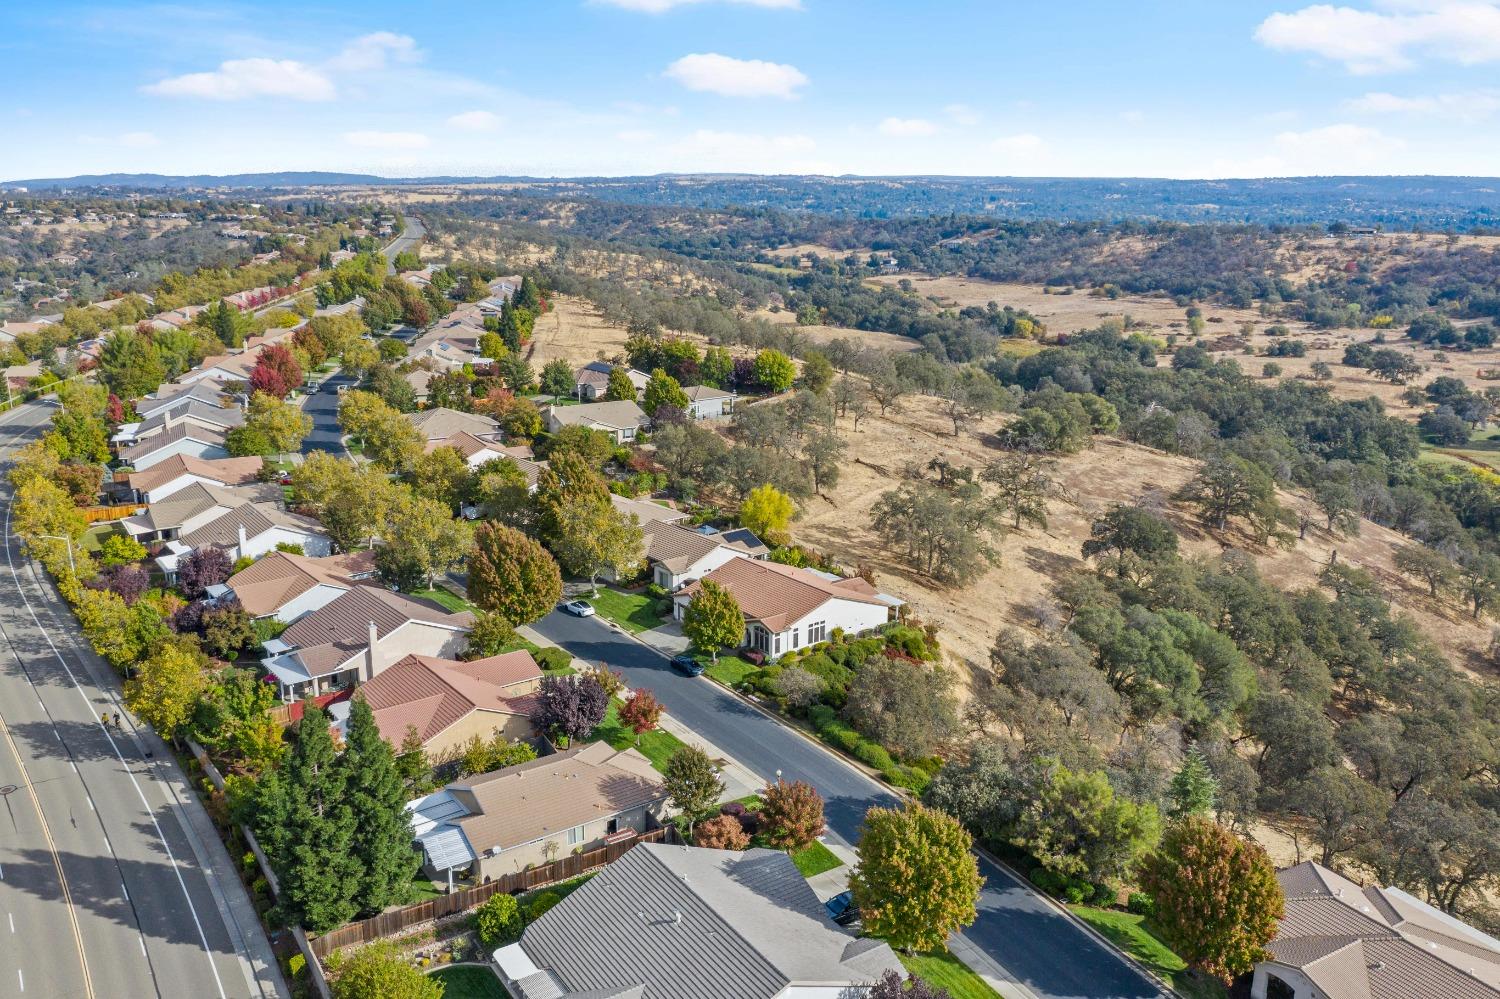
[3,0,1500,180]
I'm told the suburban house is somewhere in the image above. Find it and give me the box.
[153,503,331,580]
[1251,860,1500,999]
[493,843,902,999]
[674,557,902,660]
[124,454,264,504]
[639,520,768,591]
[404,368,435,405]
[572,361,649,401]
[407,407,502,448]
[411,335,481,371]
[542,400,649,444]
[135,383,229,420]
[408,742,668,882]
[610,493,690,527]
[118,424,230,470]
[111,399,244,448]
[119,480,280,544]
[218,549,378,622]
[351,650,542,756]
[261,586,474,701]
[440,432,546,476]
[682,383,737,420]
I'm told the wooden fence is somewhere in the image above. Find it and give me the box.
[308,826,674,957]
[80,503,145,524]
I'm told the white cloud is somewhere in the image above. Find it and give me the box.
[596,0,799,11]
[663,53,808,98]
[670,129,828,172]
[118,131,159,147]
[878,117,938,136]
[328,32,420,72]
[1273,122,1402,167]
[342,130,431,150]
[447,110,501,131]
[616,129,657,143]
[990,133,1045,154]
[944,103,981,126]
[143,57,336,101]
[1347,88,1500,117]
[1255,2,1500,73]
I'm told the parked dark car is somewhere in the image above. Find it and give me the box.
[824,890,859,926]
[670,654,705,677]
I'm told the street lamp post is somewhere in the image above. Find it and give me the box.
[37,534,77,574]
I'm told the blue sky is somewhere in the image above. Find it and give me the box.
[4,0,1500,179]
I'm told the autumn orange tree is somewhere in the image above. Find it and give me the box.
[693,814,750,851]
[618,688,663,745]
[1138,816,1284,983]
[759,779,825,853]
[849,802,982,954]
[467,523,562,625]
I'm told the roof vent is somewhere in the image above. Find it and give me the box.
[673,909,682,926]
[1368,961,1385,972]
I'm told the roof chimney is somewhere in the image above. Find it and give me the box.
[363,619,378,681]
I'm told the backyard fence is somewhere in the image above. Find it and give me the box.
[308,826,675,957]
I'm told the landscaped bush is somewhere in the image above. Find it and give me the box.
[883,764,932,794]
[1091,882,1117,907]
[883,624,936,661]
[474,892,524,948]
[536,647,572,672]
[854,740,895,772]
[1063,883,1088,904]
[719,801,760,835]
[525,891,562,923]
[1127,891,1155,917]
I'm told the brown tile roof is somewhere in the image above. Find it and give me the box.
[448,742,665,854]
[119,422,226,461]
[225,549,376,617]
[280,585,474,656]
[177,502,325,549]
[679,557,887,632]
[407,407,500,442]
[641,521,743,573]
[126,454,264,494]
[1267,862,1500,999]
[357,651,541,746]
[610,493,690,526]
[545,400,649,432]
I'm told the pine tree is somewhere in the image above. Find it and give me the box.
[1169,748,1219,818]
[267,703,362,932]
[342,699,421,914]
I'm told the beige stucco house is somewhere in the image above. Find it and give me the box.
[354,650,542,757]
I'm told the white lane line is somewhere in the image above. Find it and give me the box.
[69,761,77,774]
[8,912,13,933]
[120,882,129,900]
[16,968,21,992]
[138,937,146,956]
[4,483,228,999]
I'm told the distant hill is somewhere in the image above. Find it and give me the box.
[5,171,1499,228]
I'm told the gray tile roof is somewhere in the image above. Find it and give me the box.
[280,585,473,653]
[406,407,501,441]
[120,422,226,461]
[177,502,324,549]
[136,400,244,436]
[545,400,648,433]
[513,844,901,999]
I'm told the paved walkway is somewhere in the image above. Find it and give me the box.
[637,621,690,655]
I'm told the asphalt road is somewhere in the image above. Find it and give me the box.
[382,217,425,274]
[533,609,1163,999]
[0,401,284,999]
[300,373,354,457]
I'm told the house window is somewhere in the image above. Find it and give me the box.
[789,627,800,649]
[566,825,585,845]
[606,818,619,835]
[772,633,782,656]
[1265,975,1295,999]
[808,621,827,645]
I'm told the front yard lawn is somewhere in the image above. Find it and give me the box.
[1069,906,1226,999]
[427,965,510,999]
[790,840,843,878]
[898,951,1003,999]
[406,870,443,903]
[79,523,117,556]
[702,654,757,687]
[411,586,479,614]
[591,700,687,772]
[586,588,664,633]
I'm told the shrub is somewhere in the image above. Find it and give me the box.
[525,891,563,923]
[1030,868,1060,894]
[1092,882,1117,907]
[287,954,306,980]
[1127,891,1155,917]
[536,647,572,673]
[475,892,524,948]
[719,801,760,835]
[694,814,751,850]
[1063,883,1088,904]
[854,740,895,772]
[884,764,932,793]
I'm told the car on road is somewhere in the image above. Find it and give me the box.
[669,653,705,677]
[824,891,859,926]
[557,599,596,617]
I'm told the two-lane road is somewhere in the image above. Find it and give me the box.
[382,217,424,274]
[533,609,1164,999]
[0,401,285,998]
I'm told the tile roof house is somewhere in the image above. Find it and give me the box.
[443,431,549,479]
[118,423,229,470]
[261,586,474,701]
[125,454,265,503]
[118,480,279,543]
[407,407,502,446]
[682,383,737,420]
[111,400,244,447]
[152,503,331,581]
[674,557,902,660]
[352,650,542,756]
[408,742,668,881]
[134,383,234,420]
[221,549,378,622]
[636,520,768,591]
[572,361,649,401]
[610,493,691,527]
[1253,861,1500,999]
[542,400,649,444]
[494,843,902,999]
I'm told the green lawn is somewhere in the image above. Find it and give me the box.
[427,965,510,999]
[79,524,117,556]
[898,951,1004,999]
[1069,906,1226,999]
[790,840,844,878]
[586,588,664,633]
[411,587,479,614]
[406,871,444,903]
[702,654,757,687]
[591,700,688,771]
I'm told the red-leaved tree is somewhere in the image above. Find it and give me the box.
[618,688,663,745]
[248,344,303,399]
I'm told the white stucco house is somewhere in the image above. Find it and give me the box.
[118,424,230,470]
[541,400,649,444]
[153,504,331,581]
[673,557,902,659]
[682,384,737,420]
[639,521,768,591]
